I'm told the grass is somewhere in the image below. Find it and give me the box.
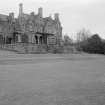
[0,52,105,105]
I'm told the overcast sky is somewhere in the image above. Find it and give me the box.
[0,0,105,39]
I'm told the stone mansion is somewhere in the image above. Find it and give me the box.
[0,3,62,46]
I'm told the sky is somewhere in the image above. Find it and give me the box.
[0,0,105,39]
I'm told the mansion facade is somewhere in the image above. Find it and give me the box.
[0,3,62,46]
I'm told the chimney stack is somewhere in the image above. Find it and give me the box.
[9,12,14,19]
[19,3,23,17]
[38,7,43,17]
[54,13,59,21]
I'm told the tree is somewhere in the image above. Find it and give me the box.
[76,28,91,51]
[82,34,105,54]
[76,28,91,43]
[63,34,73,45]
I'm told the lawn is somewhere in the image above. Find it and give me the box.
[0,52,105,105]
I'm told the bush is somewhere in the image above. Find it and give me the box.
[80,34,105,54]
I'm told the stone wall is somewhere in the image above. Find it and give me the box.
[0,43,47,53]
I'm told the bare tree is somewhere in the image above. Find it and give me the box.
[76,28,91,51]
[76,28,91,43]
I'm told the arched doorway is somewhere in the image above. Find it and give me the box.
[0,35,3,44]
[21,34,28,43]
[35,36,38,44]
[39,36,43,44]
[5,36,12,44]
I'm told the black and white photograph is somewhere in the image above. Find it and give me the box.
[0,0,105,105]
